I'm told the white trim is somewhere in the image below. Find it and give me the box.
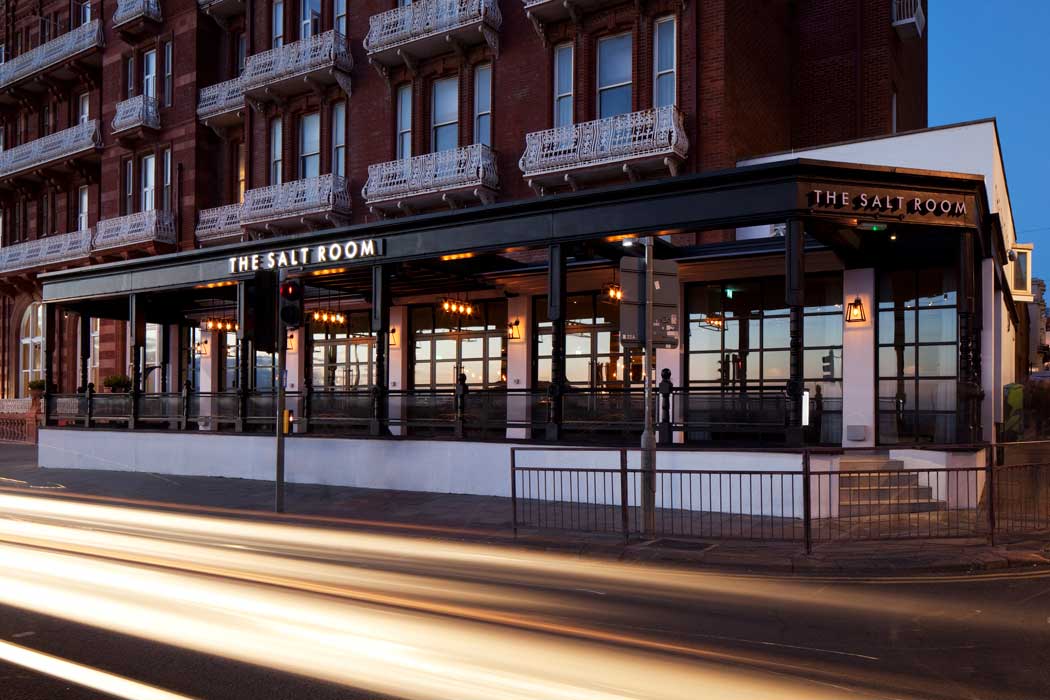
[653,16,677,108]
[553,42,573,127]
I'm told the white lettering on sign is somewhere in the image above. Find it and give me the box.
[227,239,385,275]
[810,190,967,217]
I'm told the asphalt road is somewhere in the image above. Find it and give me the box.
[0,485,1048,700]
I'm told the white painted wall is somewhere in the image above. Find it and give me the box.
[841,269,875,446]
[505,296,532,439]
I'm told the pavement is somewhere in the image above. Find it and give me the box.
[2,443,1049,575]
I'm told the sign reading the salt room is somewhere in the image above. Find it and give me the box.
[227,238,384,275]
[807,190,968,217]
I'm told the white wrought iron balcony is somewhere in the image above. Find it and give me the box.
[113,0,163,30]
[0,229,92,275]
[519,106,689,195]
[242,31,352,105]
[112,95,161,135]
[241,174,351,230]
[0,20,103,92]
[197,76,245,127]
[364,0,500,75]
[197,0,246,22]
[93,210,177,253]
[195,204,244,245]
[0,398,32,413]
[0,121,101,182]
[892,0,926,39]
[363,144,498,214]
[521,0,605,39]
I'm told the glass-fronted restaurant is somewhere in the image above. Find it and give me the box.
[32,157,1027,454]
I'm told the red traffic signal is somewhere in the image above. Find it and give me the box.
[279,280,303,301]
[279,279,304,328]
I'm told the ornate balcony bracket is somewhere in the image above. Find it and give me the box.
[363,144,498,215]
[519,106,689,195]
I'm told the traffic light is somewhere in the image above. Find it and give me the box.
[240,271,277,353]
[822,352,835,380]
[279,279,304,329]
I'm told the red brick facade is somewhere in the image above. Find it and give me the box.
[0,0,927,397]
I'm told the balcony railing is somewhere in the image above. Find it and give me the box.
[93,210,177,253]
[242,174,351,227]
[113,0,163,27]
[0,121,101,181]
[0,398,32,414]
[0,229,93,274]
[364,0,501,60]
[195,204,244,243]
[519,106,689,184]
[363,144,498,210]
[0,19,103,89]
[892,0,926,38]
[112,95,161,134]
[197,77,245,121]
[242,31,352,98]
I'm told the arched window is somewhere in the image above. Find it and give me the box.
[19,303,44,396]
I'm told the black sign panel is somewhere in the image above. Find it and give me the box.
[620,257,680,349]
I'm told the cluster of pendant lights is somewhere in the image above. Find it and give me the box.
[441,298,474,316]
[200,318,238,332]
[312,309,347,325]
[603,283,623,301]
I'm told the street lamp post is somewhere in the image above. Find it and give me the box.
[640,236,656,536]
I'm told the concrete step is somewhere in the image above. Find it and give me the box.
[839,484,934,501]
[839,499,948,517]
[838,472,921,487]
[839,457,905,472]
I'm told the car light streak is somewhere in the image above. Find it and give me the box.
[0,639,196,700]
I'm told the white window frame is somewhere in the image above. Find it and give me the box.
[652,17,677,108]
[334,0,347,35]
[473,64,492,147]
[77,185,89,231]
[77,1,91,25]
[162,148,172,211]
[299,0,319,39]
[272,0,285,48]
[553,43,573,127]
[270,118,283,185]
[19,303,44,398]
[597,32,633,120]
[163,41,173,106]
[298,112,320,179]
[143,49,157,99]
[140,154,155,212]
[396,84,412,159]
[430,76,459,154]
[331,102,346,178]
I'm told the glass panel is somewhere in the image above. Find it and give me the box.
[413,362,431,388]
[566,294,594,324]
[555,45,573,95]
[805,275,843,312]
[487,360,504,385]
[762,316,789,348]
[1014,251,1029,291]
[460,360,484,385]
[762,351,789,382]
[460,336,484,359]
[879,346,916,377]
[804,314,843,347]
[566,332,590,357]
[656,20,674,72]
[556,97,572,129]
[689,353,721,383]
[488,336,503,358]
[434,338,455,361]
[878,309,915,345]
[598,34,632,88]
[435,362,457,386]
[917,308,957,343]
[599,85,631,119]
[536,333,552,357]
[804,349,840,380]
[536,358,552,384]
[655,75,675,109]
[918,345,957,377]
[880,380,913,409]
[414,340,431,361]
[565,357,590,386]
[689,321,721,352]
[917,266,957,307]
[411,307,432,334]
[917,380,956,411]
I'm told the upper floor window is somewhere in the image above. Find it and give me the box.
[1014,250,1030,293]
[270,118,283,185]
[300,0,320,39]
[653,17,676,108]
[140,154,156,211]
[123,159,134,214]
[331,102,346,177]
[162,148,172,210]
[335,0,347,35]
[76,0,92,26]
[40,104,51,137]
[299,112,320,178]
[125,55,135,98]
[237,142,247,202]
[236,33,247,76]
[272,0,285,48]
[163,42,173,106]
[396,84,412,159]
[553,43,573,127]
[77,186,89,231]
[431,77,458,153]
[473,64,492,147]
[143,49,157,99]
[597,33,632,119]
[78,93,90,124]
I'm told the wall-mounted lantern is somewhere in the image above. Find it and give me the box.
[507,319,521,341]
[845,296,866,323]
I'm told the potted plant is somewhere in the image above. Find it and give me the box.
[103,374,133,393]
[27,379,46,400]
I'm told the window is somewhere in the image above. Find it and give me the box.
[124,159,134,214]
[431,77,458,153]
[125,55,135,98]
[1014,250,1030,292]
[653,17,676,108]
[891,90,898,134]
[19,303,45,398]
[77,186,89,231]
[0,44,6,64]
[335,0,347,35]
[877,268,959,444]
[300,0,320,39]
[597,33,632,118]
[473,64,491,147]
[140,154,155,211]
[40,192,51,236]
[163,42,173,106]
[411,302,507,389]
[269,118,283,185]
[162,148,172,211]
[76,0,91,25]
[272,0,285,48]
[533,293,634,389]
[143,49,157,99]
[0,126,4,153]
[87,318,101,389]
[553,43,573,127]
[311,314,374,390]
[298,112,320,178]
[78,93,90,124]
[236,33,247,76]
[331,102,346,178]
[396,84,412,159]
[40,104,51,136]
[237,142,247,202]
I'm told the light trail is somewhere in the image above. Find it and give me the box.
[0,639,196,700]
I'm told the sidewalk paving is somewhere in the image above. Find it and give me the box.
[2,444,1049,575]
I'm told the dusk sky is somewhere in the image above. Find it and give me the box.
[929,0,1050,283]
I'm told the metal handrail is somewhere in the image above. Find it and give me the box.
[196,76,245,120]
[94,210,177,252]
[113,0,163,27]
[364,0,501,54]
[242,30,352,91]
[0,20,103,88]
[195,204,243,242]
[362,144,499,204]
[241,174,351,225]
[112,95,161,133]
[0,228,93,274]
[0,120,101,180]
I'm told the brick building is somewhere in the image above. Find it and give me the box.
[0,0,928,399]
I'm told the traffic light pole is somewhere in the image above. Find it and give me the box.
[640,236,657,537]
[274,274,288,513]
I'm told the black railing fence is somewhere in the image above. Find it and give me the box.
[511,443,1050,548]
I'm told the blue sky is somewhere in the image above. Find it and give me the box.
[929,1,1050,282]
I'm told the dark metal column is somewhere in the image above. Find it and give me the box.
[42,304,57,426]
[371,263,391,436]
[546,243,567,441]
[958,229,981,444]
[78,313,92,392]
[236,281,251,432]
[785,219,806,446]
[129,294,145,430]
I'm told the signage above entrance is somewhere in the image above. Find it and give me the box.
[807,189,968,218]
[226,238,385,275]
